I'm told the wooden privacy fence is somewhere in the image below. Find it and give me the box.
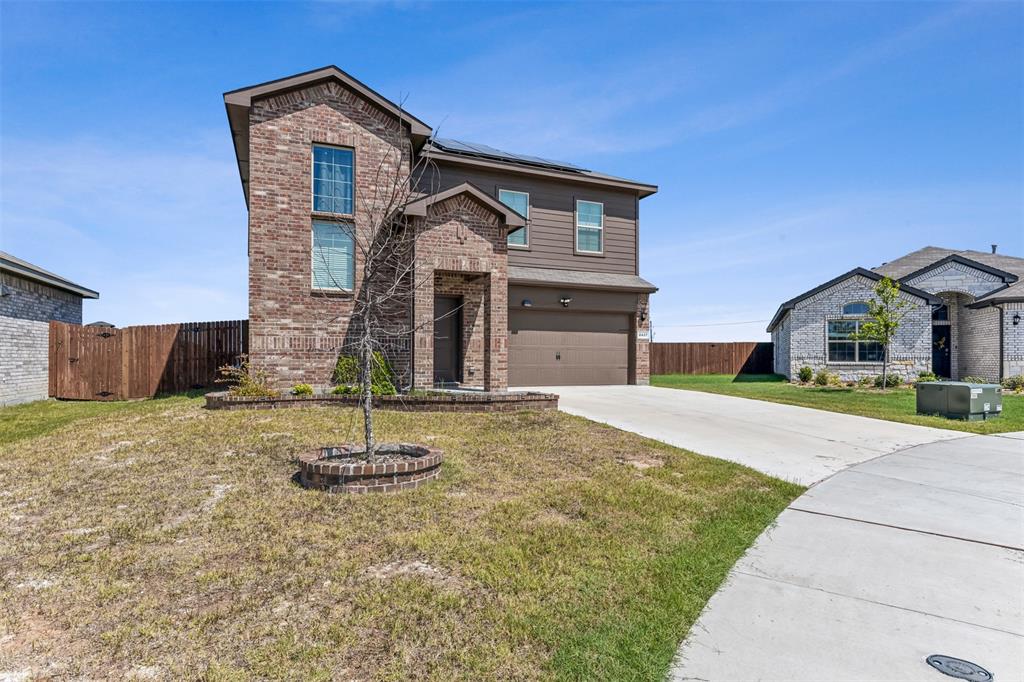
[49,320,248,400]
[651,342,774,375]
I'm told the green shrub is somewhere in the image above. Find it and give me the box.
[216,355,278,398]
[1001,375,1024,392]
[916,371,938,383]
[291,383,313,396]
[798,366,813,383]
[331,384,358,396]
[814,370,840,387]
[858,376,874,387]
[960,375,988,384]
[332,352,397,396]
[873,374,903,388]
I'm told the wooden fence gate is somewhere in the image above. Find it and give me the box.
[49,320,248,400]
[650,342,774,375]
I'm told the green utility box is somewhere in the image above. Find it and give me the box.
[916,381,1002,421]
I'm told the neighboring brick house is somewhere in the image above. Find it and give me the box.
[0,251,98,405]
[769,246,1024,382]
[223,66,657,390]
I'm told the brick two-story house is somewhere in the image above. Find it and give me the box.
[224,66,657,391]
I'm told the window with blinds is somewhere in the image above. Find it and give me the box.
[498,189,529,247]
[576,200,603,253]
[311,221,355,290]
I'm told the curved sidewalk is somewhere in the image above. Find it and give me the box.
[530,386,1023,681]
[670,432,1024,681]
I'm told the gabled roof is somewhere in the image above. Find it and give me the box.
[0,251,99,299]
[423,138,658,198]
[224,65,433,206]
[893,253,1018,285]
[766,267,938,332]
[405,182,527,227]
[873,246,1024,280]
[968,280,1024,308]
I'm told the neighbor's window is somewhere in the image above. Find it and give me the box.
[498,189,529,247]
[576,200,603,253]
[312,145,354,215]
[842,302,870,315]
[311,221,355,290]
[827,320,884,363]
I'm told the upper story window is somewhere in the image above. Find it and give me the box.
[827,320,884,363]
[311,220,355,290]
[576,200,604,254]
[842,302,870,315]
[498,189,529,247]
[312,145,354,215]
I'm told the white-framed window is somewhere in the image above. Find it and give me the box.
[827,320,884,363]
[576,200,603,253]
[498,189,529,247]
[311,220,355,290]
[842,301,870,315]
[312,144,354,215]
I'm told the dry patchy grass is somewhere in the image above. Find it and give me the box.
[0,396,800,680]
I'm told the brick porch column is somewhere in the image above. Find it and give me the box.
[413,262,435,390]
[484,269,508,392]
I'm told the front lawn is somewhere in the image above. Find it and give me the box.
[0,396,800,680]
[651,374,1024,434]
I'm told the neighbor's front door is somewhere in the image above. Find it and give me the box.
[433,296,462,385]
[932,327,951,378]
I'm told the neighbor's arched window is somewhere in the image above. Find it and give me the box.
[842,302,870,315]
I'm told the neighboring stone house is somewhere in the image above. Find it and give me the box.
[0,251,99,405]
[223,66,657,390]
[768,246,1024,382]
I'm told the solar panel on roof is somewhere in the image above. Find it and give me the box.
[430,138,587,173]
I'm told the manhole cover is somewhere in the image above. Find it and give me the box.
[926,654,993,681]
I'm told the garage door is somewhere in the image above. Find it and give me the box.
[509,310,630,386]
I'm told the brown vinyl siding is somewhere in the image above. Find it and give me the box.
[422,161,638,275]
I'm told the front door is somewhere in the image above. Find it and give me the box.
[932,327,951,378]
[433,296,462,385]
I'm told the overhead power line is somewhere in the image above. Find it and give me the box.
[653,319,769,328]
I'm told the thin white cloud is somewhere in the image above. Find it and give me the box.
[1,135,248,326]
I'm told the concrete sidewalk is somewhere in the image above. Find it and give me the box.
[670,433,1024,681]
[525,385,1023,680]
[537,385,961,484]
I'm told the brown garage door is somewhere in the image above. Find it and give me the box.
[509,310,630,386]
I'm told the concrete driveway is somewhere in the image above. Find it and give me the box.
[540,385,961,484]
[524,385,1024,681]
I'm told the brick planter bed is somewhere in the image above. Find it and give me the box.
[205,390,558,412]
[298,443,443,494]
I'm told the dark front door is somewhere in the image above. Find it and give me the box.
[932,327,951,378]
[433,296,462,385]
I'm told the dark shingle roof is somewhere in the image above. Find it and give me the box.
[0,251,99,299]
[508,265,657,293]
[423,138,658,197]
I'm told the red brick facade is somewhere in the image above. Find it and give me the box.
[247,81,412,388]
[412,194,508,391]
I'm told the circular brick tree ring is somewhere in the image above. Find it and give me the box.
[298,443,443,494]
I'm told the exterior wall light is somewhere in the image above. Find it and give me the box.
[559,296,572,307]
[1014,313,1021,326]
[521,299,533,308]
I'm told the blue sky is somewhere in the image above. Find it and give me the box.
[1,1,1021,340]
